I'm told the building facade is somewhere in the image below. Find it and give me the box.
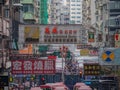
[95,0,120,47]
[69,0,82,24]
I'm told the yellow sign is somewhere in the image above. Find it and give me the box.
[80,49,89,56]
[24,26,39,43]
[102,51,114,62]
[19,44,33,54]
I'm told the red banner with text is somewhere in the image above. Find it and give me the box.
[12,60,55,74]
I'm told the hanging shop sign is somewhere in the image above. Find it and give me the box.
[12,60,55,74]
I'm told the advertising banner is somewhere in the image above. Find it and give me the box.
[12,60,55,74]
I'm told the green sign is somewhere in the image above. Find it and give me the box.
[39,45,48,52]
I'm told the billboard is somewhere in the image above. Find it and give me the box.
[19,24,87,44]
[12,60,55,74]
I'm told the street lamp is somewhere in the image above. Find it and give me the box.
[59,45,68,82]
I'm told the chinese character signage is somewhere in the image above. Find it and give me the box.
[84,63,100,76]
[24,27,39,43]
[12,60,55,74]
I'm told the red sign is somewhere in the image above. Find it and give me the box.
[115,34,119,41]
[48,56,56,60]
[12,60,55,74]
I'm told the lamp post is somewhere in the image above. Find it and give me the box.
[59,45,68,82]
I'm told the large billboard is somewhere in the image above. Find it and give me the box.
[12,60,55,74]
[19,24,87,44]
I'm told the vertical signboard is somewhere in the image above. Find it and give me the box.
[24,27,39,43]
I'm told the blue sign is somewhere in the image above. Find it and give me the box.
[84,81,91,85]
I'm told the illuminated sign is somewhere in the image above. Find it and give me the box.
[84,63,100,76]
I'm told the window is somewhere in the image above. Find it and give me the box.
[71,0,75,2]
[71,8,75,10]
[77,12,81,14]
[77,21,80,23]
[72,12,75,14]
[72,16,75,18]
[23,4,34,13]
[4,9,9,18]
[77,16,81,18]
[71,4,75,6]
[77,4,80,6]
